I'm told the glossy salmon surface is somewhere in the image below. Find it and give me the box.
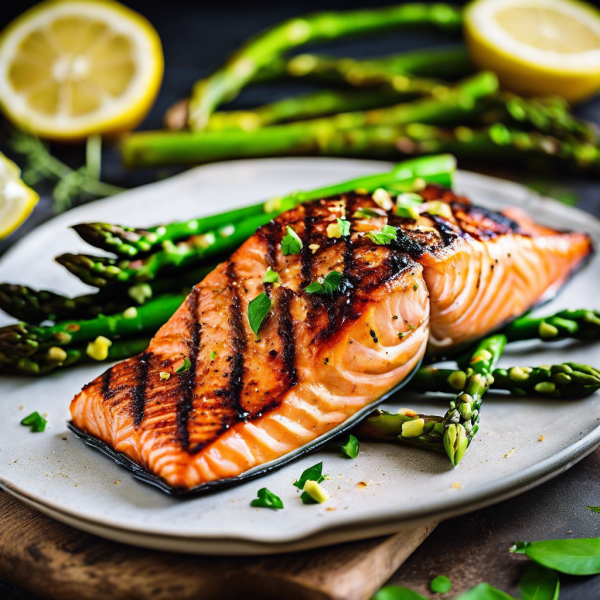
[70,186,592,490]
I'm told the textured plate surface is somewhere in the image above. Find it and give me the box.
[0,158,599,555]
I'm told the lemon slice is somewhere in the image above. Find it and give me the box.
[0,153,39,241]
[0,0,163,140]
[465,0,600,103]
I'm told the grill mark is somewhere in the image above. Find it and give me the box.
[432,215,459,247]
[256,221,279,268]
[276,285,297,388]
[300,202,320,288]
[176,286,201,451]
[100,367,112,400]
[130,352,152,427]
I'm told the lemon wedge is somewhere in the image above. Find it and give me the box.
[0,0,163,140]
[465,0,600,103]
[0,153,39,241]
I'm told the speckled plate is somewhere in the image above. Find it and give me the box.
[0,158,599,555]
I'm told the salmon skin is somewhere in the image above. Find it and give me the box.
[70,186,592,493]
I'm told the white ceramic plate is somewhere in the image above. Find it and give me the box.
[0,158,599,556]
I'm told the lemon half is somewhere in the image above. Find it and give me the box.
[0,0,163,140]
[0,153,39,241]
[465,0,600,103]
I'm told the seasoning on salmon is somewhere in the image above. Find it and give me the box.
[70,186,592,491]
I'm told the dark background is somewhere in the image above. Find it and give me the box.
[0,1,599,598]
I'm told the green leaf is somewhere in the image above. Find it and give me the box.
[511,539,600,575]
[397,193,424,207]
[248,292,271,340]
[366,224,398,245]
[372,586,427,600]
[175,357,191,373]
[263,267,279,283]
[293,462,324,490]
[430,575,452,594]
[281,226,302,255]
[210,350,217,361]
[587,507,600,514]
[20,411,47,433]
[520,564,559,600]
[337,218,351,237]
[455,583,515,600]
[250,487,284,510]
[305,271,345,296]
[353,207,384,219]
[341,434,360,459]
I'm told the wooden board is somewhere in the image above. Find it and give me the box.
[0,492,435,600]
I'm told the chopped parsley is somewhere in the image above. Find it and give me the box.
[263,266,279,283]
[251,487,284,510]
[281,226,302,255]
[21,411,47,432]
[341,434,360,459]
[176,357,191,374]
[210,350,217,361]
[353,206,384,219]
[305,271,345,296]
[396,193,423,220]
[337,217,351,237]
[430,575,452,594]
[366,224,398,245]
[248,292,271,340]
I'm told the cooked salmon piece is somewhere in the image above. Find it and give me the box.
[70,187,592,490]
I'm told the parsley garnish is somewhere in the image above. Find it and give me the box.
[341,434,360,459]
[210,350,217,361]
[248,292,271,340]
[305,271,345,296]
[396,193,423,220]
[176,357,191,373]
[337,217,350,236]
[353,207,383,219]
[294,462,327,505]
[366,224,398,245]
[281,226,302,255]
[263,266,279,283]
[251,487,284,510]
[430,575,452,594]
[21,411,47,432]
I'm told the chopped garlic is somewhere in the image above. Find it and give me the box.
[123,306,138,319]
[372,188,393,211]
[303,480,330,503]
[326,222,342,238]
[160,372,171,381]
[86,336,113,361]
[309,243,320,254]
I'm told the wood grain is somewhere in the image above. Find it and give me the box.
[0,492,435,600]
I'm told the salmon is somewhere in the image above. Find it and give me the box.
[69,187,592,491]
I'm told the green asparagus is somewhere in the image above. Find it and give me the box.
[409,363,600,399]
[0,293,185,359]
[502,309,600,343]
[1,335,152,376]
[188,3,462,129]
[75,155,456,258]
[0,265,213,324]
[442,334,507,466]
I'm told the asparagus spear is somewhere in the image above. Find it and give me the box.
[0,293,185,359]
[0,265,213,324]
[502,309,600,343]
[188,4,462,129]
[75,155,456,259]
[354,408,446,454]
[442,334,507,466]
[1,335,152,376]
[409,363,600,399]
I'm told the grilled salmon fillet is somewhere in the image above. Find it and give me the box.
[70,187,592,490]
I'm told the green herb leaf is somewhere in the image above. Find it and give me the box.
[176,357,191,373]
[281,226,302,255]
[250,487,284,510]
[337,218,351,237]
[454,583,515,600]
[210,351,217,361]
[305,271,345,296]
[20,411,47,433]
[510,539,600,575]
[353,207,384,219]
[263,266,279,283]
[430,575,452,594]
[294,462,325,490]
[341,434,360,459]
[366,224,398,245]
[397,193,424,207]
[588,506,600,514]
[248,293,271,340]
[372,586,427,600]
[520,564,559,600]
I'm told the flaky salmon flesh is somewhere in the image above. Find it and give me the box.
[70,186,592,490]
